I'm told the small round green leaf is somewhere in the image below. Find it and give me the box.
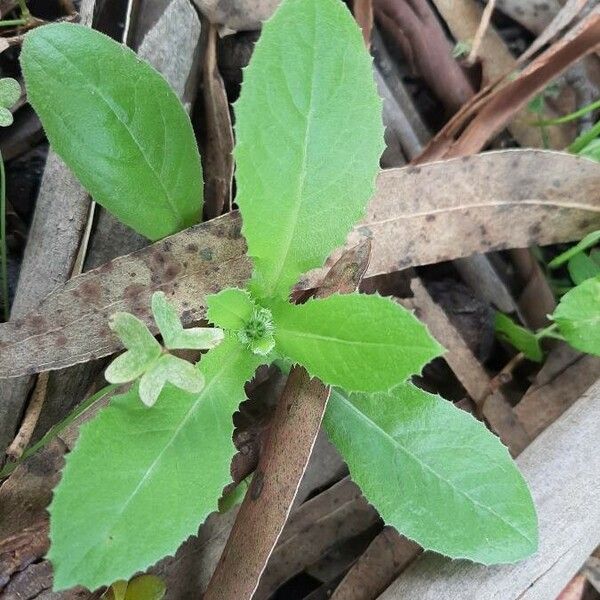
[553,275,600,355]
[0,77,21,108]
[0,106,14,127]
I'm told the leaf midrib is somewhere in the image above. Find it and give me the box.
[264,2,318,297]
[332,391,535,546]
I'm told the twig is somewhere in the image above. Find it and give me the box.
[5,372,49,460]
[466,0,497,65]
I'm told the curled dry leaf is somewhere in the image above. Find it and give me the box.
[201,21,234,219]
[417,10,600,162]
[0,150,598,379]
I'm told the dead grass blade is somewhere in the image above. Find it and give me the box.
[0,150,598,379]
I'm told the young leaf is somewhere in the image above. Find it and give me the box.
[102,575,165,600]
[206,288,256,331]
[138,354,205,407]
[270,293,443,392]
[0,77,20,107]
[567,252,600,285]
[105,313,162,383]
[49,336,263,590]
[151,292,223,350]
[494,313,543,362]
[234,0,384,299]
[552,275,600,355]
[324,385,538,564]
[20,23,202,240]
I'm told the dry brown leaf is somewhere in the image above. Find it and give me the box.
[258,477,380,599]
[201,21,234,219]
[519,0,590,62]
[374,0,475,115]
[515,344,600,439]
[353,0,374,46]
[0,150,598,380]
[331,527,420,600]
[418,10,600,162]
[191,0,279,32]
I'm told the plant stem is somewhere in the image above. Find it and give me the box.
[531,98,600,127]
[0,151,8,321]
[0,18,27,27]
[17,0,31,20]
[535,322,564,341]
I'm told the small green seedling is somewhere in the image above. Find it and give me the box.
[497,231,600,359]
[105,292,223,406]
[20,0,538,590]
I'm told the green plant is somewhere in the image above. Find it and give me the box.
[20,0,538,590]
[497,232,600,359]
[0,77,21,321]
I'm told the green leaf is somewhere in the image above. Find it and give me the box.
[324,385,538,564]
[20,23,202,240]
[270,293,443,392]
[0,107,14,127]
[494,313,543,362]
[552,275,600,355]
[49,335,263,590]
[105,313,161,383]
[207,288,276,356]
[234,0,384,299]
[206,288,255,331]
[568,252,600,285]
[151,292,223,350]
[0,77,20,107]
[579,137,600,162]
[138,354,205,407]
[102,575,165,600]
[548,230,600,268]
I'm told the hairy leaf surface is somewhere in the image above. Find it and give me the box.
[324,385,538,564]
[49,336,262,590]
[553,275,600,355]
[234,0,384,299]
[21,23,202,240]
[270,294,443,392]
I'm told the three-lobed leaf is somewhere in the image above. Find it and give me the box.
[495,313,542,362]
[21,23,202,240]
[552,275,600,355]
[152,292,223,350]
[324,384,538,564]
[49,336,263,590]
[269,293,443,392]
[234,0,384,299]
